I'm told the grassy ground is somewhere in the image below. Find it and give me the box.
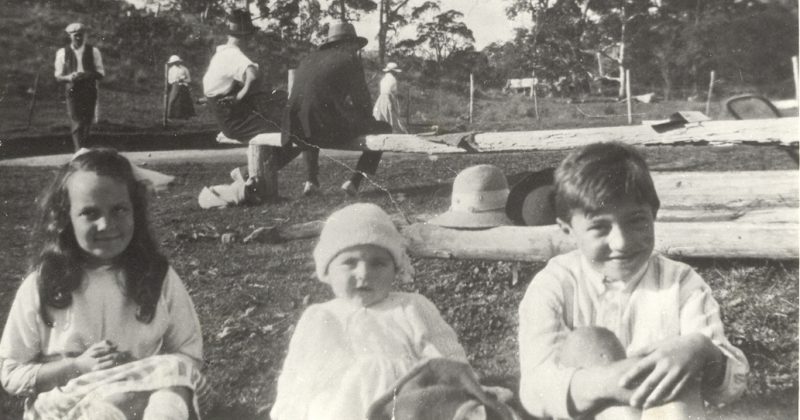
[0,144,797,419]
[5,74,795,142]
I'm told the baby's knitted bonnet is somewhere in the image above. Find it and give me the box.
[313,203,413,283]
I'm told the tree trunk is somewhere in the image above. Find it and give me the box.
[378,0,386,65]
[617,3,627,98]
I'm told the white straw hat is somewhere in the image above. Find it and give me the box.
[429,164,513,229]
[382,62,402,73]
[167,55,182,65]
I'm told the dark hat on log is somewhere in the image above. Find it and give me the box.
[505,167,557,226]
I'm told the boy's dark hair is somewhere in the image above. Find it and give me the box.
[554,142,660,222]
[32,148,168,327]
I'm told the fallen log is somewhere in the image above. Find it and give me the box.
[251,218,796,260]
[402,222,798,261]
[251,117,798,154]
[652,170,797,209]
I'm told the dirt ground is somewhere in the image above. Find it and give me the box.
[0,141,797,420]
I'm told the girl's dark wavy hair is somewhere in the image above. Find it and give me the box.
[554,141,660,222]
[32,148,168,327]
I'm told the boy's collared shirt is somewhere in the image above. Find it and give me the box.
[518,250,749,419]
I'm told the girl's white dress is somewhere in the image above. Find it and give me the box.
[270,292,467,420]
[0,265,206,419]
[372,72,407,134]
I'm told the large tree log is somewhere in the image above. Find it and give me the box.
[401,222,798,261]
[252,117,798,154]
[652,170,797,209]
[260,207,797,246]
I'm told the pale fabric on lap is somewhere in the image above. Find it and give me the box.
[25,354,207,420]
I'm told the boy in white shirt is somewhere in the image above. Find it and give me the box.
[518,141,749,419]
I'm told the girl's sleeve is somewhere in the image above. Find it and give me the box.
[678,268,749,406]
[407,294,468,362]
[0,273,45,396]
[160,267,203,365]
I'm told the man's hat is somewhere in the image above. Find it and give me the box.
[320,21,368,50]
[505,168,557,226]
[65,23,85,34]
[429,164,513,229]
[227,9,257,37]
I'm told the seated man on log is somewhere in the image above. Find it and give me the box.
[202,9,288,203]
[282,20,392,197]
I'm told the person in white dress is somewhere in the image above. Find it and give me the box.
[0,148,206,420]
[372,62,407,134]
[270,203,467,420]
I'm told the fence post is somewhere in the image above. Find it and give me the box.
[792,56,799,105]
[625,69,632,125]
[705,70,716,116]
[406,86,411,131]
[288,69,295,96]
[532,75,540,120]
[162,62,169,127]
[26,72,40,129]
[469,73,474,125]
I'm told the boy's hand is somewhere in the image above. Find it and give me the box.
[619,334,712,409]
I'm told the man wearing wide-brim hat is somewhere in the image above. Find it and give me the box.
[54,22,105,151]
[282,20,392,197]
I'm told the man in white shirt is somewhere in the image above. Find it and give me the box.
[54,23,105,151]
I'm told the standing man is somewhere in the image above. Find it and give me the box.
[54,23,105,151]
[283,21,392,196]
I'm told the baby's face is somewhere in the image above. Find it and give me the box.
[324,244,396,307]
[559,198,655,282]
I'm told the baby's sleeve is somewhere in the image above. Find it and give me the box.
[406,294,468,362]
[679,269,749,405]
[0,273,45,396]
[271,305,333,420]
[160,267,203,365]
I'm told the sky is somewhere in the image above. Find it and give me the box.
[348,0,530,50]
[129,0,529,50]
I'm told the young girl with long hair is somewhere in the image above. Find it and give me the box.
[0,148,206,420]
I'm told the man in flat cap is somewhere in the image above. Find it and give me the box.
[283,20,391,196]
[55,23,105,150]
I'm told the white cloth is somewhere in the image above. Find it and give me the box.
[0,266,203,397]
[54,44,105,78]
[168,65,192,85]
[270,292,467,420]
[518,250,750,418]
[202,44,257,97]
[372,73,406,134]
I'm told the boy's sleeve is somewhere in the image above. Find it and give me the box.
[0,273,45,396]
[161,267,203,366]
[679,270,749,405]
[518,268,578,419]
[407,294,468,362]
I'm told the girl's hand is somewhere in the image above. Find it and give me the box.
[619,334,712,409]
[73,340,120,374]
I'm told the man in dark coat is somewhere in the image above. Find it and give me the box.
[54,23,105,151]
[283,21,391,196]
